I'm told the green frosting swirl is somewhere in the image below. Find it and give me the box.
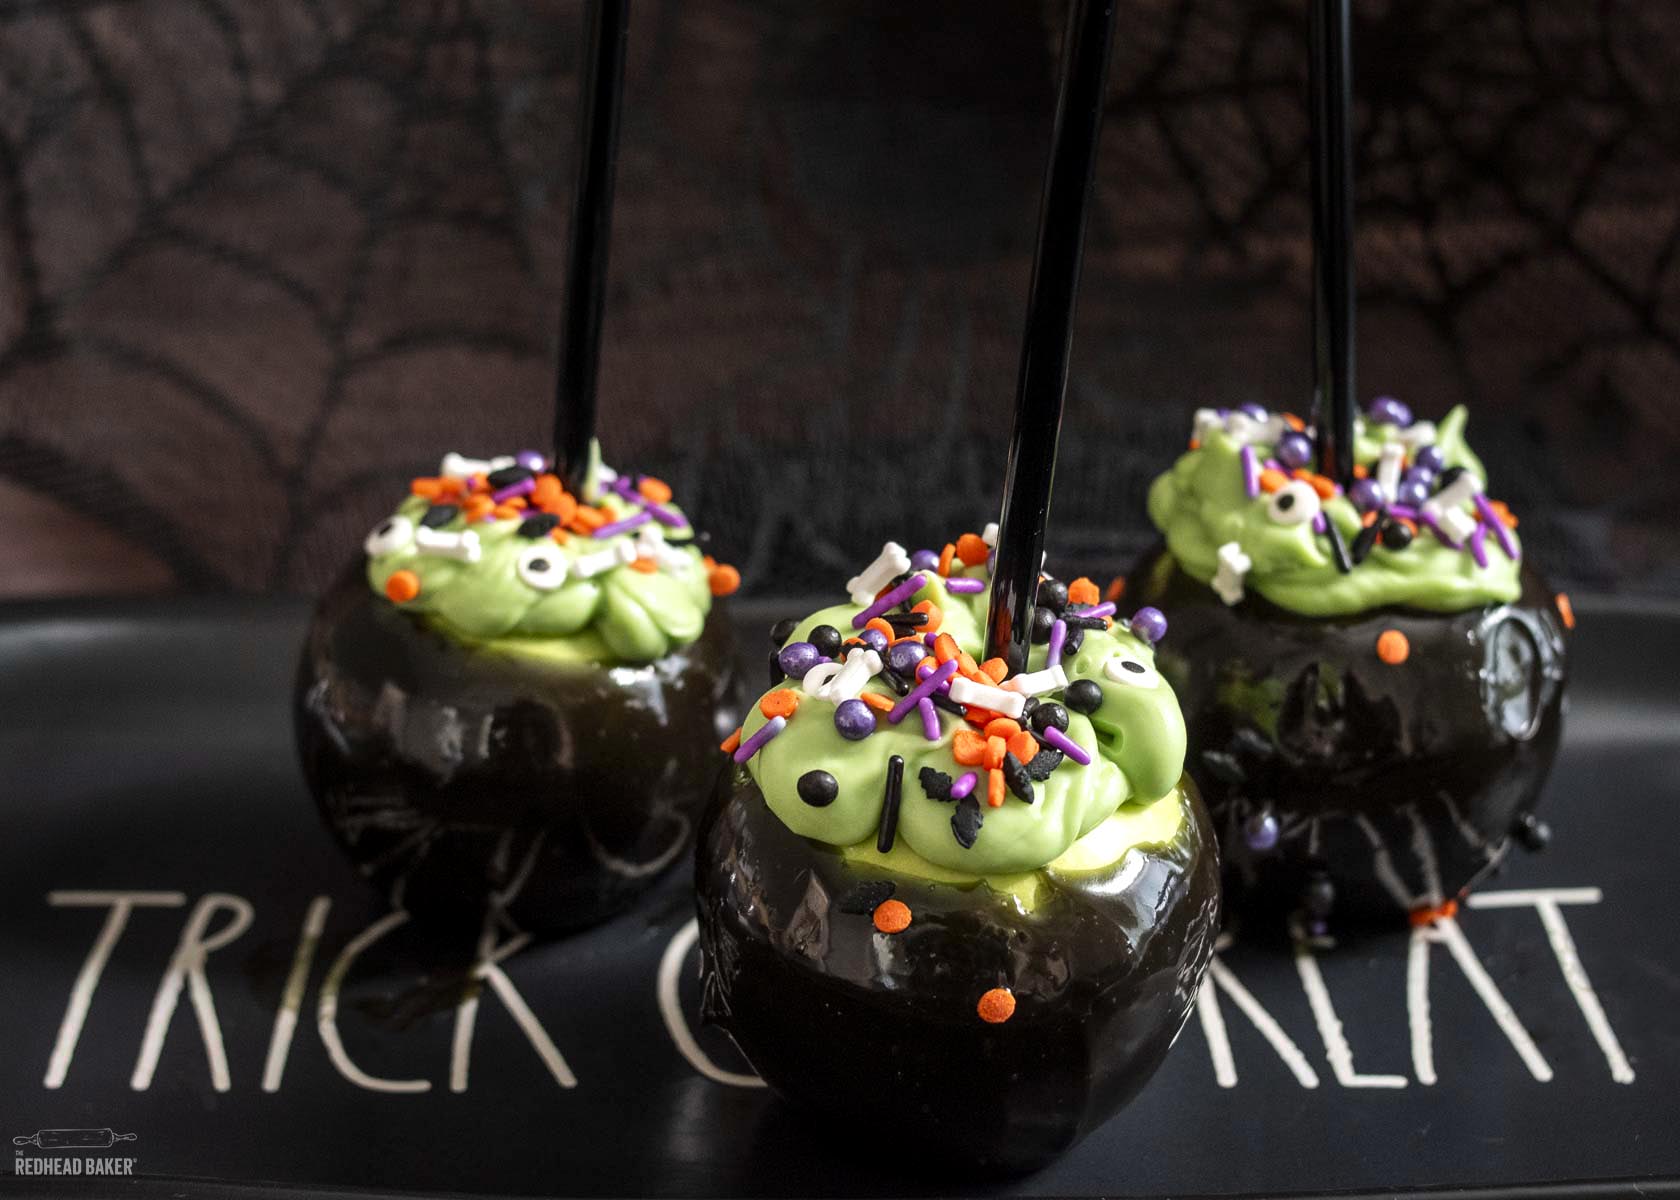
[739,568,1189,877]
[364,450,715,665]
[1147,405,1521,615]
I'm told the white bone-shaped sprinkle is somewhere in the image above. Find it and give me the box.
[573,541,637,579]
[1193,408,1225,444]
[414,526,482,562]
[1213,541,1251,606]
[1001,664,1068,697]
[1395,420,1438,451]
[947,676,1027,719]
[982,522,999,547]
[846,542,912,606]
[1376,443,1405,497]
[1423,470,1482,543]
[802,661,844,698]
[636,527,692,572]
[819,650,883,702]
[439,452,514,479]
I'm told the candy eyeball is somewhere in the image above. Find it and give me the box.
[364,514,415,557]
[1266,480,1321,526]
[516,543,568,591]
[1102,650,1161,690]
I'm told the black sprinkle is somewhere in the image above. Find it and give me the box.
[1199,749,1246,785]
[797,770,838,807]
[1064,679,1103,714]
[1438,465,1466,489]
[517,513,559,538]
[809,624,842,658]
[422,504,460,528]
[1001,753,1034,803]
[1323,519,1353,574]
[885,612,928,628]
[485,465,534,488]
[1350,519,1382,565]
[919,766,955,801]
[1062,614,1109,632]
[768,650,786,687]
[1024,746,1064,781]
[769,617,798,647]
[1063,627,1086,655]
[928,692,966,717]
[878,668,912,697]
[883,571,915,593]
[877,756,905,853]
[837,881,896,914]
[952,796,983,849]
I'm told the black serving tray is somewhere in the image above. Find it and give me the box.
[1,595,1677,1199]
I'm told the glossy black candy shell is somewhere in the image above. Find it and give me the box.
[1127,546,1569,927]
[295,562,741,936]
[695,766,1220,1174]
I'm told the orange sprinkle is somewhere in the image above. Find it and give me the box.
[1188,438,1201,451]
[916,656,936,676]
[1491,499,1519,528]
[1362,509,1380,528]
[1376,629,1411,665]
[983,736,1007,771]
[719,727,742,754]
[933,634,960,665]
[505,496,528,510]
[492,503,521,520]
[572,506,607,531]
[551,493,579,524]
[1353,464,1369,480]
[1067,577,1100,606]
[1409,898,1459,927]
[531,473,564,505]
[865,617,896,642]
[548,527,570,545]
[464,495,495,520]
[937,543,956,578]
[1007,730,1038,764]
[708,564,741,596]
[384,570,420,603]
[1292,469,1336,499]
[955,533,989,567]
[760,689,800,719]
[1556,592,1576,630]
[952,729,987,766]
[1105,575,1127,602]
[703,554,718,570]
[956,652,982,680]
[986,768,1006,808]
[411,477,444,499]
[1258,468,1288,493]
[872,899,912,935]
[963,707,1001,728]
[979,657,1008,684]
[638,476,673,504]
[628,556,658,573]
[859,692,895,713]
[983,717,1021,741]
[977,987,1016,1024]
[1283,412,1305,431]
[912,600,943,633]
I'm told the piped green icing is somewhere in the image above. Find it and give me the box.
[364,448,716,665]
[740,565,1189,877]
[1147,404,1520,615]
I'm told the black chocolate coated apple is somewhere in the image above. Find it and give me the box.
[295,563,741,936]
[1127,546,1569,929]
[695,767,1220,1174]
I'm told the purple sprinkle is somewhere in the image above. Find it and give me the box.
[592,510,652,538]
[1473,493,1520,560]
[853,573,928,629]
[1040,725,1091,766]
[642,500,688,529]
[1388,502,1421,521]
[1421,510,1461,550]
[918,697,940,741]
[515,450,546,471]
[1264,458,1284,472]
[1468,523,1489,568]
[924,632,940,649]
[1047,619,1067,668]
[889,658,958,724]
[491,476,536,504]
[1071,601,1116,620]
[1312,511,1328,534]
[944,576,986,594]
[1240,445,1260,498]
[950,772,978,801]
[732,715,786,764]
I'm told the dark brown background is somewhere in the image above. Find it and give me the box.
[1,0,1677,599]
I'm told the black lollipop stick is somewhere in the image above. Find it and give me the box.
[1308,0,1357,488]
[984,0,1118,673]
[554,0,631,493]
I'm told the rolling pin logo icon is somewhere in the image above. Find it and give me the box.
[14,1129,137,1150]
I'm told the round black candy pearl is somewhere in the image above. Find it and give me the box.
[797,770,838,807]
[1380,517,1414,551]
[1030,606,1056,644]
[422,504,460,528]
[1064,679,1102,715]
[1029,701,1070,734]
[769,617,799,647]
[809,624,843,658]
[1037,577,1069,614]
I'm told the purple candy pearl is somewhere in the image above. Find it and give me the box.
[1129,606,1168,644]
[1403,465,1437,490]
[514,449,546,471]
[1239,402,1268,421]
[858,628,890,655]
[1276,431,1314,470]
[887,640,927,676]
[1244,811,1279,852]
[1367,395,1413,427]
[1348,478,1385,513]
[909,548,940,571]
[1414,444,1445,473]
[833,699,876,741]
[1397,478,1431,508]
[777,642,819,679]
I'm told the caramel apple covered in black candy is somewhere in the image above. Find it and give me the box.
[295,444,742,935]
[1128,399,1571,932]
[696,534,1219,1172]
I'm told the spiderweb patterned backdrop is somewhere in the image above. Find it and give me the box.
[0,0,1676,598]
